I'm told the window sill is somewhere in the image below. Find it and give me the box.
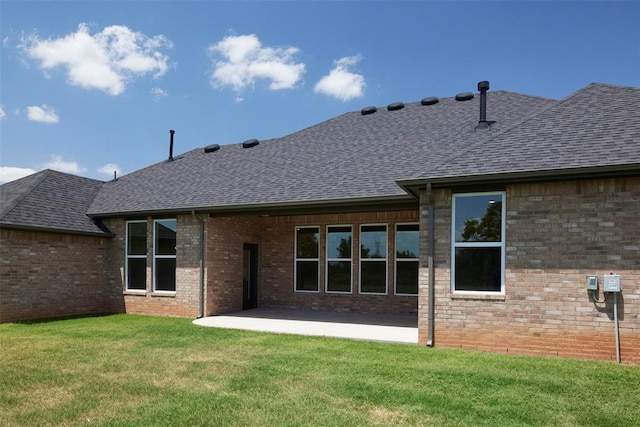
[123,290,147,296]
[151,291,176,298]
[451,292,506,301]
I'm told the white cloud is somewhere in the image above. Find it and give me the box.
[208,34,305,94]
[0,106,5,119]
[21,23,173,96]
[98,163,121,178]
[0,166,37,183]
[314,55,366,102]
[150,87,168,100]
[27,105,60,123]
[42,155,86,174]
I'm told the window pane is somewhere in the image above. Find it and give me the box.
[127,222,147,255]
[396,224,419,259]
[296,260,318,291]
[454,247,501,292]
[454,195,503,242]
[327,227,351,259]
[127,258,146,290]
[327,261,351,292]
[360,262,386,293]
[155,258,176,291]
[155,220,177,255]
[361,225,387,259]
[296,228,319,258]
[396,261,418,295]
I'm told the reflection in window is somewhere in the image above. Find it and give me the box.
[326,226,352,293]
[452,193,504,292]
[360,225,387,294]
[395,224,419,295]
[126,221,147,291]
[154,219,176,292]
[295,227,319,292]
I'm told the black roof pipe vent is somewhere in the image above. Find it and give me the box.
[168,129,175,161]
[387,102,405,111]
[361,106,377,115]
[476,80,496,129]
[204,144,220,153]
[242,138,259,148]
[421,97,439,106]
[455,92,474,101]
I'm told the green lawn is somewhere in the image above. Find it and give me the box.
[1,315,639,426]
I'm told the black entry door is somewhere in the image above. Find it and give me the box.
[243,244,258,310]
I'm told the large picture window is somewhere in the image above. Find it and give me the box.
[154,219,177,292]
[295,227,319,292]
[452,193,505,293]
[326,226,352,293]
[126,220,147,291]
[359,224,387,294]
[395,223,419,295]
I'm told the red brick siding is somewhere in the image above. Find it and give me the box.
[418,177,640,363]
[0,228,109,322]
[102,215,201,318]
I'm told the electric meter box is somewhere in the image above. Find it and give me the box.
[586,276,598,291]
[603,275,621,292]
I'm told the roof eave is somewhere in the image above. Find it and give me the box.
[0,222,115,238]
[397,163,640,192]
[89,194,419,219]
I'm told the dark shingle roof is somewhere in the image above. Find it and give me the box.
[88,90,556,216]
[0,170,110,236]
[417,83,640,183]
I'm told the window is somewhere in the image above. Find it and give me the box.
[360,225,387,294]
[395,224,419,295]
[295,227,319,292]
[154,219,177,292]
[126,221,147,291]
[326,226,352,293]
[452,193,505,293]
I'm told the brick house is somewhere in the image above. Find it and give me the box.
[1,82,638,363]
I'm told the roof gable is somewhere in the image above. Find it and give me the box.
[0,170,111,236]
[420,83,640,183]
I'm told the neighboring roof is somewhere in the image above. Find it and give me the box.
[398,83,640,188]
[88,89,556,216]
[0,170,111,236]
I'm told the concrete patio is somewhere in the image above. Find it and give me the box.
[193,308,418,344]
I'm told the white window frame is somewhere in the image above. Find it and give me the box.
[451,192,506,294]
[294,226,320,293]
[359,224,388,295]
[125,220,147,292]
[153,218,177,293]
[394,223,419,296]
[325,225,353,294]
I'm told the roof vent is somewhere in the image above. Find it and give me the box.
[476,80,496,129]
[455,92,474,101]
[421,97,439,106]
[387,102,405,111]
[168,129,175,161]
[361,106,377,115]
[204,144,220,153]
[242,139,259,148]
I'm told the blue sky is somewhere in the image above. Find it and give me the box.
[1,1,639,183]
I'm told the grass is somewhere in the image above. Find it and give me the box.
[1,315,639,426]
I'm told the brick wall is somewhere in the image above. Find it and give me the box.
[418,176,640,363]
[0,228,109,322]
[103,215,201,318]
[205,210,419,316]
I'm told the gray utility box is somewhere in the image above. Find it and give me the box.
[603,274,621,292]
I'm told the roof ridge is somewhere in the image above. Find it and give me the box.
[0,169,51,222]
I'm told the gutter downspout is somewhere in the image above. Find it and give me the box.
[192,210,205,319]
[426,182,436,347]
